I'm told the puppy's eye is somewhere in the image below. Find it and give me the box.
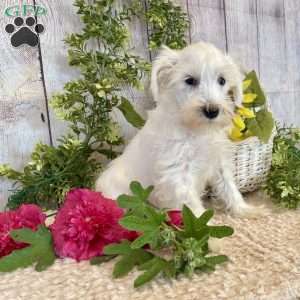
[218,76,226,86]
[185,77,199,86]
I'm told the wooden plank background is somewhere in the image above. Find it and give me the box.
[0,0,298,209]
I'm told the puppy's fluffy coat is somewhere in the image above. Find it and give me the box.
[96,42,258,217]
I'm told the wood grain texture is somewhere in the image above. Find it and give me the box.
[282,0,300,125]
[255,0,292,126]
[256,0,288,93]
[224,0,259,73]
[187,0,227,50]
[37,0,82,145]
[0,0,50,210]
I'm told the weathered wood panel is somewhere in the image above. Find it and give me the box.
[187,0,227,50]
[283,0,300,125]
[0,0,50,210]
[256,0,292,125]
[224,0,259,73]
[37,0,82,145]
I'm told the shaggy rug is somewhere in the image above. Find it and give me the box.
[0,192,299,300]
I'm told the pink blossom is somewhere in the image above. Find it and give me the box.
[51,189,137,261]
[0,205,46,257]
[167,210,183,227]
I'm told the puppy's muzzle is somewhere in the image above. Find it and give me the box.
[202,104,219,119]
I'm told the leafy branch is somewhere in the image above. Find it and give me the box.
[264,125,300,209]
[146,0,189,50]
[101,182,234,287]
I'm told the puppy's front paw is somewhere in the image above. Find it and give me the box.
[230,203,269,219]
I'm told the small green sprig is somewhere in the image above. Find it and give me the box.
[264,125,300,209]
[146,0,189,50]
[0,137,100,210]
[101,181,234,288]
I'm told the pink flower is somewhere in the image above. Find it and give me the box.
[167,210,183,227]
[0,205,46,257]
[51,189,137,261]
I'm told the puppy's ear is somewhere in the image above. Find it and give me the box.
[151,46,179,102]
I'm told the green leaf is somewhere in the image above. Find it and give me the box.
[182,205,198,237]
[196,209,214,227]
[117,182,155,219]
[0,225,56,272]
[103,240,132,255]
[130,230,159,249]
[144,206,166,225]
[205,255,229,266]
[162,260,176,278]
[245,109,274,143]
[119,216,159,231]
[111,247,153,278]
[243,70,266,106]
[90,255,116,265]
[117,98,145,129]
[182,206,213,239]
[208,226,234,238]
[117,194,141,209]
[129,181,154,201]
[138,257,157,271]
[113,255,137,278]
[130,181,144,195]
[134,257,167,288]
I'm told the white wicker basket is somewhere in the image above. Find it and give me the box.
[233,131,275,193]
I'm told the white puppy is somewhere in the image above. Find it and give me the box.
[96,42,259,217]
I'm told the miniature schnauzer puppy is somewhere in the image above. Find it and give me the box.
[96,42,260,218]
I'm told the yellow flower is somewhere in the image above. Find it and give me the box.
[243,93,257,104]
[232,115,246,130]
[237,107,255,118]
[243,79,252,91]
[229,126,243,141]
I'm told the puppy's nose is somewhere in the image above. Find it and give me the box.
[202,105,219,119]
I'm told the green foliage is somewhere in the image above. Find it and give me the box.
[146,0,189,50]
[243,71,266,107]
[264,125,300,209]
[0,0,189,209]
[243,71,275,143]
[104,240,154,278]
[103,181,234,288]
[246,109,274,143]
[0,225,56,272]
[1,137,100,210]
[117,98,146,129]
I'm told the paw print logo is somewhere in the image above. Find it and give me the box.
[5,17,45,47]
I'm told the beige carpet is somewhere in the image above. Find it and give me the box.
[0,192,300,300]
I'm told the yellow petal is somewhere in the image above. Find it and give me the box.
[243,93,257,103]
[237,107,255,118]
[229,127,244,141]
[243,79,252,91]
[232,115,246,130]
